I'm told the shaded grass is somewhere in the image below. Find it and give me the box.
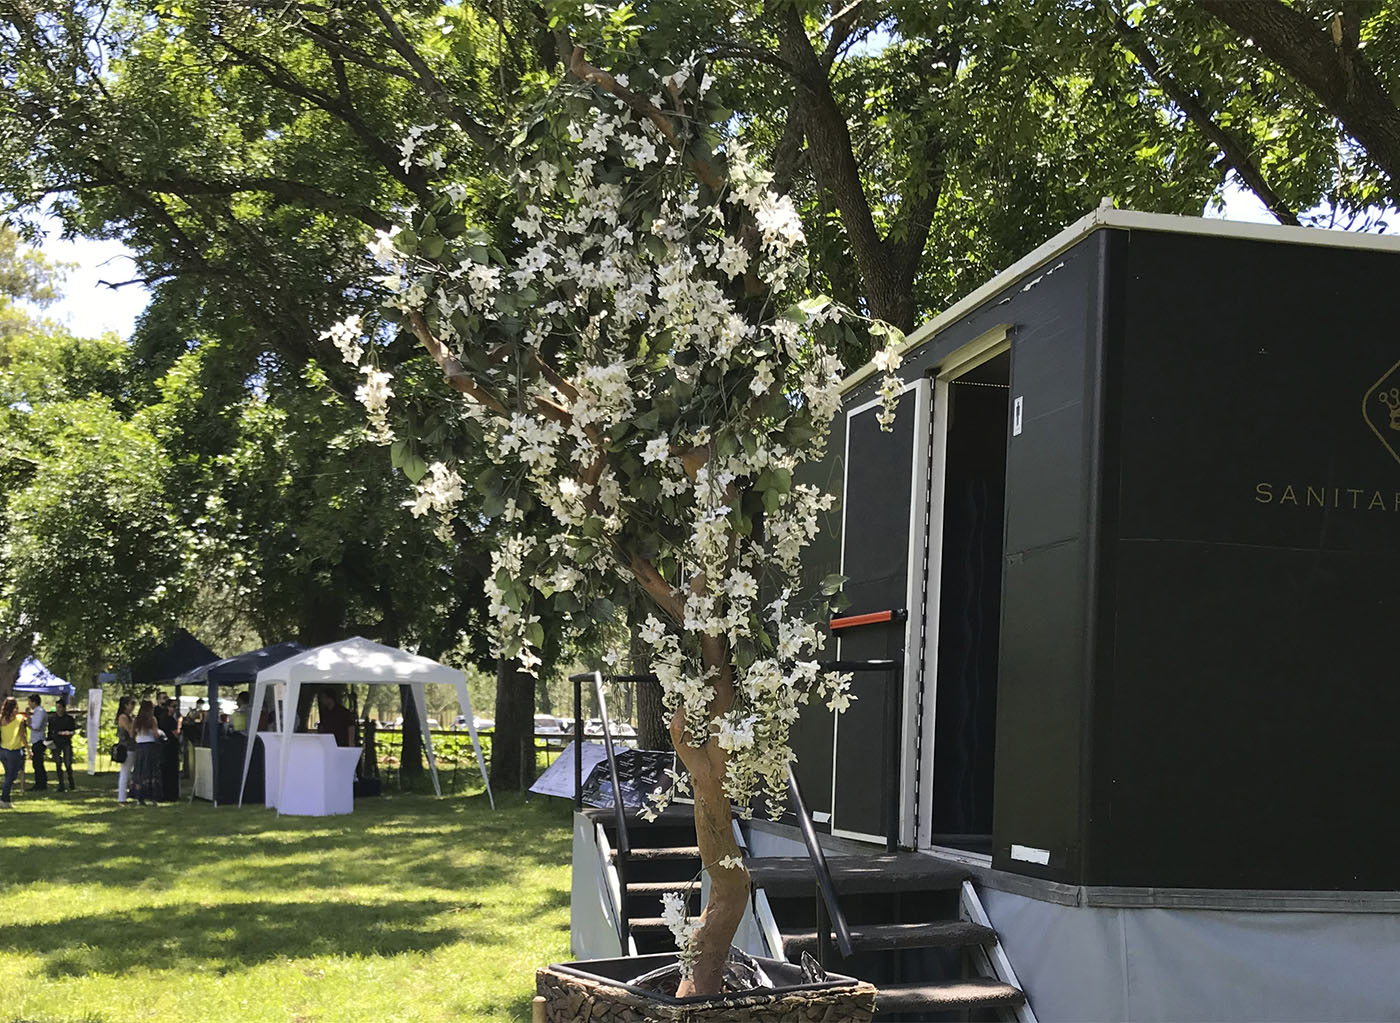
[0,772,573,1023]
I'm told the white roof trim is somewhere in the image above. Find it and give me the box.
[843,206,1400,393]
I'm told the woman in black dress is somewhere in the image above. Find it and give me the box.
[129,700,165,805]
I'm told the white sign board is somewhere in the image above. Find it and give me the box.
[529,741,608,801]
[86,687,102,775]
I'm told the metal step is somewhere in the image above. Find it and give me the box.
[747,854,968,896]
[625,881,702,898]
[627,916,679,934]
[616,845,701,861]
[782,919,995,956]
[877,977,1025,1014]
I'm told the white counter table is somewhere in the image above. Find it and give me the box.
[259,733,361,816]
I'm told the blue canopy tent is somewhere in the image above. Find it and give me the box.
[13,658,76,702]
[177,642,305,805]
[129,630,220,691]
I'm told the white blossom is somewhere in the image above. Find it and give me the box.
[355,365,394,444]
[367,57,905,821]
[321,314,365,366]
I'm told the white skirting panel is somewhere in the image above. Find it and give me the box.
[981,887,1400,1022]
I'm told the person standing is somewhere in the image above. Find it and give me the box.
[0,696,27,808]
[316,689,358,748]
[128,699,164,805]
[156,697,180,801]
[26,695,47,791]
[47,697,78,792]
[115,696,136,805]
[231,691,251,733]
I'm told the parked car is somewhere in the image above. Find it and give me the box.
[565,718,638,738]
[533,714,565,734]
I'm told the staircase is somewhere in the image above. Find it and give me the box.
[583,806,1030,1019]
[586,805,702,955]
[747,852,1032,1021]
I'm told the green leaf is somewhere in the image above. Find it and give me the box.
[820,573,848,596]
[400,450,428,483]
[524,621,545,648]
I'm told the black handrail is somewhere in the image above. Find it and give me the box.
[569,669,632,949]
[780,654,906,965]
[787,765,855,960]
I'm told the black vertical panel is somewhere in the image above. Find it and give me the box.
[1092,230,1400,889]
[990,248,1097,883]
[831,389,919,839]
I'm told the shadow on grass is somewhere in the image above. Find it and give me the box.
[5,784,573,893]
[18,897,471,980]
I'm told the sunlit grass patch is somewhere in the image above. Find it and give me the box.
[0,773,572,1022]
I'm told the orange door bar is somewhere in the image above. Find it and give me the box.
[829,610,895,630]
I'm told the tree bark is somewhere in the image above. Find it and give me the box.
[398,683,424,783]
[630,614,672,751]
[671,643,748,998]
[488,657,536,791]
[1191,0,1400,201]
[0,635,28,702]
[769,3,944,335]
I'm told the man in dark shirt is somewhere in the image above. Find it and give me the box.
[47,698,78,791]
[155,696,181,801]
[316,690,358,748]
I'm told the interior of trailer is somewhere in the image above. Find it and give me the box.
[926,348,1009,855]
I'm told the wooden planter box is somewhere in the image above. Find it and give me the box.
[536,953,877,1023]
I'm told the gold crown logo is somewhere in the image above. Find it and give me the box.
[1364,362,1400,466]
[1380,388,1400,431]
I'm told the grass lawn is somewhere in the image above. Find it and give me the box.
[0,771,573,1023]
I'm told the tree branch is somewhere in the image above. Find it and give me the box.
[1190,0,1400,201]
[362,0,495,151]
[406,310,509,415]
[51,175,394,232]
[567,47,727,193]
[1108,4,1299,226]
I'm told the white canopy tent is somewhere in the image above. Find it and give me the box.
[238,636,494,810]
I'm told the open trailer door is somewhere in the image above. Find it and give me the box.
[829,378,930,845]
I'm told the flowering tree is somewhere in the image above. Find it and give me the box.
[339,43,900,995]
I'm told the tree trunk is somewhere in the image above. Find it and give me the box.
[631,615,672,751]
[535,673,553,715]
[0,635,30,702]
[398,683,424,784]
[671,708,749,997]
[488,657,536,791]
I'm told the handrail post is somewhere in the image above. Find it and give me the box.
[593,671,630,947]
[571,669,631,948]
[573,673,583,811]
[787,765,855,959]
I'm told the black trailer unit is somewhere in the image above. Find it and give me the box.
[741,207,1400,1019]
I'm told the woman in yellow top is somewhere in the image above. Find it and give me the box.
[1,695,28,809]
